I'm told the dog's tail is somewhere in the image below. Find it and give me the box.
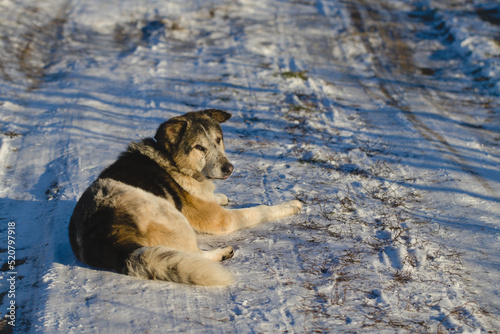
[124,246,234,286]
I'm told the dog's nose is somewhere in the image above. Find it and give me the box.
[222,162,234,178]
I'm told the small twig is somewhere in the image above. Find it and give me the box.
[437,301,478,333]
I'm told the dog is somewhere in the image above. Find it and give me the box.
[68,109,302,286]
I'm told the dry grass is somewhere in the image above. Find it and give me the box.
[285,131,488,332]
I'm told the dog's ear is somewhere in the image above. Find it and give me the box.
[155,119,187,145]
[201,109,232,123]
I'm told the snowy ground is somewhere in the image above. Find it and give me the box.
[0,0,499,332]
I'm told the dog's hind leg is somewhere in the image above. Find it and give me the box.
[125,246,234,285]
[200,246,234,261]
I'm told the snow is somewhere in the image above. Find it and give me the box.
[0,0,499,332]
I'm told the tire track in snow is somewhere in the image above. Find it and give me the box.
[0,3,74,331]
[346,0,498,197]
[336,0,500,330]
[303,0,500,330]
[0,2,93,330]
[0,106,75,331]
[0,1,70,89]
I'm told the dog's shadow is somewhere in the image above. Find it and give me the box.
[225,202,262,210]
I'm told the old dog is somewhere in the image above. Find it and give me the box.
[69,109,302,285]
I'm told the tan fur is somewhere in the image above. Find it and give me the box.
[181,193,303,236]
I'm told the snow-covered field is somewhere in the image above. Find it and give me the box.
[1,0,499,332]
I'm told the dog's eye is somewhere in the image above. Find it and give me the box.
[216,137,222,144]
[194,145,206,152]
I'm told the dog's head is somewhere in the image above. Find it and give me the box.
[155,109,234,182]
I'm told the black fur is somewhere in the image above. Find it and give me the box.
[69,186,142,272]
[98,139,186,211]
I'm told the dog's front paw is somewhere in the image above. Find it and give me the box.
[282,200,303,215]
[215,193,229,206]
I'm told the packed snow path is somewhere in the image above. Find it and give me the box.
[0,0,499,332]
